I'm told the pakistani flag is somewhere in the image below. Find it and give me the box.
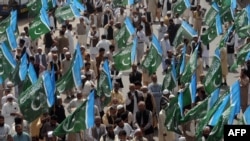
[243,106,250,125]
[180,88,220,123]
[18,78,49,122]
[27,0,47,16]
[113,44,132,71]
[142,35,162,75]
[203,48,222,94]
[162,59,177,91]
[22,63,38,91]
[218,25,234,48]
[205,2,220,26]
[29,12,51,40]
[53,91,95,135]
[6,26,17,49]
[201,14,223,45]
[173,21,197,47]
[237,24,250,38]
[72,0,86,12]
[0,42,16,80]
[97,59,112,106]
[172,0,191,15]
[55,4,81,24]
[180,44,199,84]
[220,5,234,24]
[236,43,250,65]
[56,51,82,93]
[189,73,197,104]
[113,0,134,7]
[235,5,250,31]
[43,71,56,107]
[115,17,135,48]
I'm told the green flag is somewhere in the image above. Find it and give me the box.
[18,78,49,122]
[234,9,248,31]
[203,49,222,94]
[220,8,234,24]
[0,15,10,34]
[236,43,250,65]
[55,5,75,24]
[180,45,198,84]
[113,0,128,7]
[29,16,51,40]
[114,25,130,48]
[201,23,217,45]
[22,75,33,92]
[27,0,42,16]
[204,2,219,26]
[113,44,132,71]
[172,0,190,16]
[237,25,250,38]
[162,68,176,91]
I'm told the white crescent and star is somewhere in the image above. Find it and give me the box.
[208,29,215,41]
[31,92,43,111]
[176,3,183,12]
[63,117,75,132]
[34,28,43,35]
[0,64,4,75]
[31,3,37,11]
[213,75,221,88]
[122,57,130,66]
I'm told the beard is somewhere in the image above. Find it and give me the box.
[0,123,4,127]
[108,132,115,139]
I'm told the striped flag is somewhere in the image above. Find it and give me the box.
[204,2,220,26]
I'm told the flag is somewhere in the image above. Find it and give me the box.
[113,0,134,7]
[180,44,199,84]
[18,78,49,122]
[19,54,28,81]
[76,43,84,68]
[173,21,198,46]
[97,59,112,106]
[245,52,250,62]
[50,67,56,94]
[22,63,38,91]
[203,48,222,94]
[55,4,81,24]
[237,24,250,38]
[27,0,43,16]
[72,0,86,12]
[179,45,186,75]
[72,55,82,89]
[131,38,137,64]
[113,44,132,71]
[220,6,234,24]
[142,35,162,75]
[236,43,250,65]
[201,14,223,45]
[178,91,184,117]
[0,12,12,34]
[0,42,16,80]
[162,66,177,91]
[172,0,191,15]
[189,73,197,103]
[180,88,220,123]
[10,10,17,32]
[29,13,51,40]
[42,71,55,107]
[229,80,241,115]
[115,17,135,48]
[218,25,234,48]
[6,26,17,49]
[234,4,250,31]
[243,106,250,125]
[53,90,95,135]
[204,2,220,26]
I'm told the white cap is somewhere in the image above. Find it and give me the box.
[164,33,169,37]
[81,75,86,79]
[6,94,15,99]
[141,85,148,89]
[169,94,175,99]
[65,52,71,55]
[179,136,186,141]
[167,11,172,14]
[117,104,124,110]
[163,89,170,95]
[197,83,204,89]
[51,46,58,52]
[134,128,142,134]
[6,81,14,87]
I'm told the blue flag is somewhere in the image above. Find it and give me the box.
[209,94,230,126]
[230,80,241,114]
[245,52,250,61]
[70,4,81,18]
[41,0,48,10]
[189,73,197,103]
[180,45,187,75]
[10,10,17,32]
[208,88,220,110]
[72,0,86,11]
[19,54,28,81]
[246,4,250,24]
[76,43,84,68]
[243,106,250,125]
[6,26,17,49]
[42,71,55,107]
[171,58,177,79]
[51,66,56,93]
[131,38,137,64]
[0,77,2,84]
[227,105,237,124]
[182,21,198,37]
[40,8,50,27]
[230,0,237,18]
[124,17,136,35]
[128,0,135,5]
[215,14,223,35]
[28,63,38,84]
[72,55,82,88]
[52,0,57,7]
[86,90,95,128]
[178,91,184,117]
[103,59,112,90]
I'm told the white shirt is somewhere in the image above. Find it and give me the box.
[67,99,85,113]
[114,123,134,137]
[1,96,17,106]
[82,80,95,97]
[137,30,149,46]
[49,15,55,30]
[96,39,111,53]
[1,102,20,127]
[0,124,10,141]
[160,38,172,58]
[157,24,168,41]
[65,30,75,55]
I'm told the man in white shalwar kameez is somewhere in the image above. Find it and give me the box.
[65,24,75,55]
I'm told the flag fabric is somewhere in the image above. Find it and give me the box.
[245,51,250,62]
[180,88,220,123]
[53,90,95,135]
[50,67,56,94]
[113,0,133,7]
[10,10,17,32]
[6,26,17,49]
[72,0,86,12]
[0,12,12,34]
[237,24,250,38]
[113,44,133,71]
[0,42,16,80]
[27,0,43,16]
[29,13,51,40]
[180,44,199,84]
[201,14,223,45]
[131,38,137,64]
[234,4,250,31]
[179,45,186,75]
[204,2,220,26]
[22,63,38,91]
[220,6,234,24]
[162,66,177,91]
[172,0,191,16]
[173,21,198,46]
[97,59,112,106]
[189,73,197,103]
[72,55,82,89]
[178,91,184,117]
[19,54,28,81]
[203,48,222,94]
[229,80,241,115]
[236,43,250,65]
[218,25,234,48]
[76,43,84,68]
[18,78,49,122]
[243,106,250,125]
[55,5,81,24]
[142,34,162,75]
[42,71,55,107]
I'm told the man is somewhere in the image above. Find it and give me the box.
[13,124,30,141]
[87,116,106,141]
[133,129,148,141]
[96,48,106,78]
[0,115,12,141]
[104,20,115,45]
[167,19,178,46]
[76,17,87,46]
[114,118,134,140]
[96,35,111,54]
[126,84,144,116]
[35,47,47,71]
[110,82,124,105]
[81,62,96,82]
[115,8,126,25]
[140,16,152,40]
[158,19,168,41]
[84,54,98,78]
[102,106,117,126]
[134,101,154,141]
[43,29,54,54]
[82,74,95,98]
[48,54,61,81]
[40,115,58,141]
[129,64,142,84]
[1,94,21,128]
[55,30,69,60]
[65,24,75,55]
[148,74,162,115]
[226,31,235,70]
[88,25,99,60]
[67,91,85,113]
[136,25,149,65]
[106,45,115,63]
[160,34,171,71]
[116,105,133,126]
[100,124,118,141]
